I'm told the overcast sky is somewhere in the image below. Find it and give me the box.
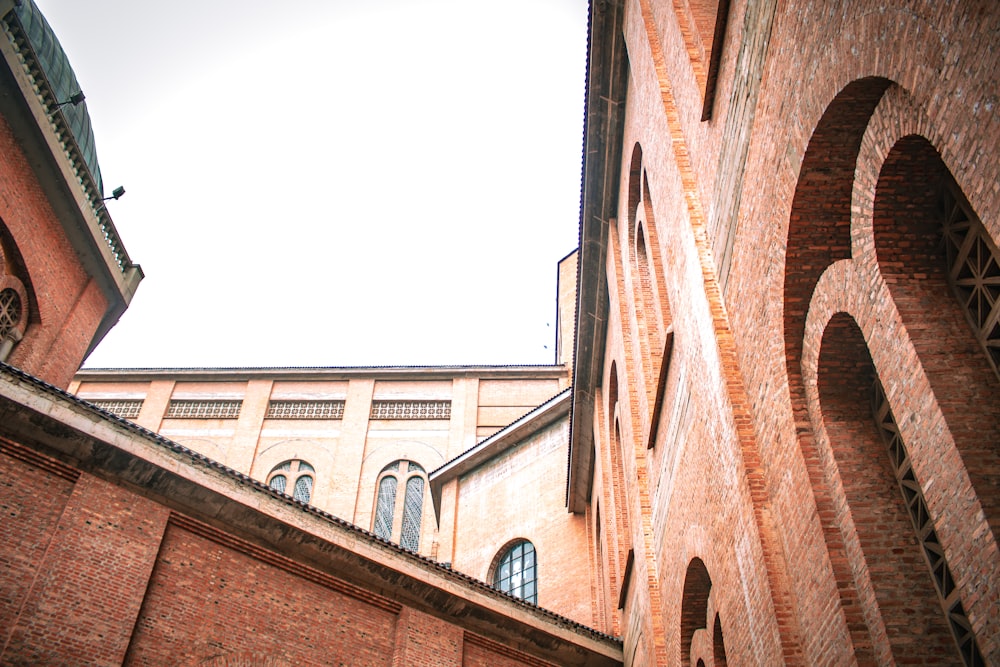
[33,0,589,368]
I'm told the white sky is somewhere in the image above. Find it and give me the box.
[33,0,589,368]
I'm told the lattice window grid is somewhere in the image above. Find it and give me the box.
[872,381,984,666]
[374,476,397,540]
[941,186,1000,380]
[265,400,345,419]
[400,476,424,551]
[0,288,21,338]
[165,400,242,419]
[90,399,144,419]
[370,400,451,420]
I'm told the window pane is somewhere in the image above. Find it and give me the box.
[493,540,537,604]
[400,476,424,551]
[297,461,315,473]
[293,475,313,503]
[269,474,287,494]
[374,476,397,540]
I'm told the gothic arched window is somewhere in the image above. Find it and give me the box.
[493,540,537,604]
[267,459,315,504]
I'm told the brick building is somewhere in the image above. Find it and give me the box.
[1,0,999,665]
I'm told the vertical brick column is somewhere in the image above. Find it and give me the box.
[391,607,462,666]
[2,473,169,665]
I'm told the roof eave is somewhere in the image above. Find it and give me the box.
[429,389,572,521]
[567,0,628,514]
[0,2,142,356]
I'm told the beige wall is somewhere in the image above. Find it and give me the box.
[72,368,568,570]
[449,417,592,626]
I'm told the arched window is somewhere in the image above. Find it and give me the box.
[0,229,31,364]
[267,459,315,504]
[400,475,424,551]
[492,540,537,604]
[372,460,426,551]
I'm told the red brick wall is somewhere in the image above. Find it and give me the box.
[591,0,1000,664]
[1,464,168,665]
[462,633,556,667]
[0,438,77,643]
[0,433,617,666]
[0,114,109,387]
[125,521,398,666]
[390,608,461,667]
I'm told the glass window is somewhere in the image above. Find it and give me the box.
[266,460,314,505]
[400,476,424,551]
[268,474,286,494]
[494,540,537,604]
[372,460,426,550]
[293,475,313,503]
[374,476,397,540]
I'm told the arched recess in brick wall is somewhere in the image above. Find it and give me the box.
[0,220,35,363]
[871,135,1000,545]
[816,313,984,665]
[782,76,892,664]
[606,362,631,587]
[679,557,726,667]
[626,144,674,411]
[713,614,727,667]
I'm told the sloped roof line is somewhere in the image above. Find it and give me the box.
[0,361,618,645]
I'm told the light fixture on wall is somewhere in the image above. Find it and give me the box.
[53,91,85,110]
[49,90,87,118]
[102,186,125,202]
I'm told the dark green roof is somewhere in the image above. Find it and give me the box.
[13,0,104,196]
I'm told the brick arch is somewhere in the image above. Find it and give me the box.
[870,135,1000,543]
[679,557,712,667]
[781,76,892,665]
[626,143,673,403]
[606,360,631,589]
[816,312,958,664]
[0,220,37,325]
[712,613,727,667]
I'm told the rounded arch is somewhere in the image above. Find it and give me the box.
[680,558,711,667]
[266,459,315,504]
[870,134,1000,541]
[782,76,894,664]
[253,438,334,484]
[606,359,632,582]
[624,144,673,393]
[488,538,537,605]
[372,459,428,552]
[0,220,35,363]
[816,312,974,663]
